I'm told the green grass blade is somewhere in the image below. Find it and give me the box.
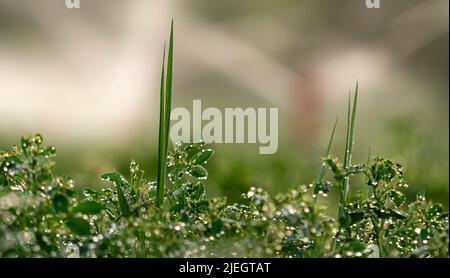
[156,21,174,207]
[156,42,167,207]
[312,116,339,209]
[343,91,351,168]
[165,20,174,142]
[114,171,131,216]
[317,116,339,183]
[346,82,358,168]
[340,82,359,218]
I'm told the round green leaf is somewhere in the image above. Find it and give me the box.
[193,149,214,164]
[190,165,208,178]
[67,217,91,236]
[73,201,104,215]
[389,190,405,207]
[211,218,223,234]
[53,194,69,213]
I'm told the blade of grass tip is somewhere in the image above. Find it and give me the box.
[156,42,166,207]
[164,21,174,148]
[313,116,339,209]
[346,82,358,168]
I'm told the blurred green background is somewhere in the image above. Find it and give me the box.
[0,0,448,207]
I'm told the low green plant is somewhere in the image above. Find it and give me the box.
[0,24,448,258]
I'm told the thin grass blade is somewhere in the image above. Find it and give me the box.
[317,116,339,183]
[312,116,339,209]
[340,82,359,218]
[164,20,174,142]
[343,91,352,168]
[346,82,358,168]
[156,43,166,207]
[156,21,174,207]
[114,171,131,216]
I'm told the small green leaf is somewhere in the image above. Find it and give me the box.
[101,172,119,182]
[116,181,131,217]
[73,201,104,215]
[190,165,208,178]
[416,190,426,203]
[40,146,56,157]
[376,208,406,220]
[437,212,449,220]
[349,212,365,224]
[323,156,345,181]
[388,190,405,207]
[35,232,52,253]
[21,137,30,154]
[338,215,349,227]
[67,217,90,236]
[83,188,101,199]
[192,183,205,200]
[101,172,131,217]
[313,181,332,195]
[193,149,214,164]
[211,218,223,234]
[170,202,184,213]
[0,175,6,186]
[427,204,443,219]
[346,240,365,252]
[3,156,21,173]
[198,199,209,208]
[420,229,429,239]
[53,194,69,213]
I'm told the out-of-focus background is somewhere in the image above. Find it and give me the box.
[0,0,448,206]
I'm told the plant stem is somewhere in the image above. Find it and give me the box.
[364,145,372,199]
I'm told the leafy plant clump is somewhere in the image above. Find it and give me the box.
[0,23,448,258]
[0,133,448,258]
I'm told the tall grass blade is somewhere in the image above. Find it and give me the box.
[317,116,339,182]
[165,20,174,142]
[346,82,358,169]
[339,82,359,219]
[313,116,338,209]
[156,43,167,207]
[343,92,351,167]
[156,21,175,207]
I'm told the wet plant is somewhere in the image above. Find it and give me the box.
[156,20,174,207]
[0,23,448,258]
